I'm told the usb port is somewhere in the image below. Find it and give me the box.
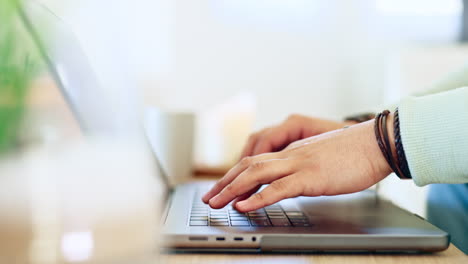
[234,237,243,241]
[216,237,226,241]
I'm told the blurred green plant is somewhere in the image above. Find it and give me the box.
[0,0,36,153]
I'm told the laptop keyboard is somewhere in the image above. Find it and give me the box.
[189,190,310,227]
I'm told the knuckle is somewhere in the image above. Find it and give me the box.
[249,161,266,171]
[225,183,237,195]
[270,178,289,192]
[240,156,253,167]
[214,180,224,190]
[252,192,265,202]
[299,173,324,196]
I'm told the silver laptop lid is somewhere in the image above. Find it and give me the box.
[17,0,139,136]
[17,0,174,191]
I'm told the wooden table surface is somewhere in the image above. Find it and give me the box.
[161,244,466,264]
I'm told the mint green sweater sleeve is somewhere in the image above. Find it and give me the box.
[399,87,468,186]
[367,63,468,186]
[356,63,468,186]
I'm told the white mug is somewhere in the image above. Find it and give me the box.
[144,107,195,184]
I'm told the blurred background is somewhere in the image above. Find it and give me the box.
[21,0,468,217]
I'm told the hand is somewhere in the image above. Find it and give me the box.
[240,114,356,158]
[202,118,393,212]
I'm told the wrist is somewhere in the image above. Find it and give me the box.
[358,119,393,180]
[373,110,411,179]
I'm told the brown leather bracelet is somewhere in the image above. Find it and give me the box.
[374,110,397,174]
[394,108,412,179]
[374,110,407,179]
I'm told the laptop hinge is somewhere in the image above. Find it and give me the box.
[161,189,174,225]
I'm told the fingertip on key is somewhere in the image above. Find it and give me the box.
[208,195,221,209]
[202,188,217,204]
[201,193,210,204]
[235,200,249,212]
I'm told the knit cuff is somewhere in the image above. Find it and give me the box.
[398,87,468,186]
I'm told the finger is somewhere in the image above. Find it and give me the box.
[231,185,261,207]
[208,158,295,208]
[202,152,281,204]
[240,132,261,159]
[251,126,301,156]
[235,174,304,212]
[251,135,274,156]
[285,138,305,151]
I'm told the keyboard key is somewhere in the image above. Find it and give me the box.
[210,209,227,212]
[267,212,287,216]
[191,210,208,214]
[229,213,246,217]
[265,209,283,213]
[210,218,228,222]
[190,216,209,220]
[210,214,228,217]
[210,215,227,219]
[190,221,208,226]
[271,218,291,227]
[248,209,265,213]
[266,208,285,214]
[231,221,250,226]
[249,216,268,220]
[285,211,305,218]
[251,219,271,226]
[190,213,208,217]
[210,221,229,226]
[210,211,228,214]
[248,210,266,213]
[230,216,248,221]
[268,215,287,219]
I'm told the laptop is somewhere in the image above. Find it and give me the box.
[19,1,450,253]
